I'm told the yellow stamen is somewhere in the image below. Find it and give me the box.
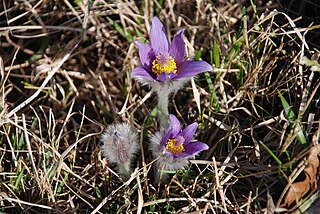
[166,138,184,154]
[151,56,177,76]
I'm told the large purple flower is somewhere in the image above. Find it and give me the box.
[162,114,209,158]
[132,17,212,83]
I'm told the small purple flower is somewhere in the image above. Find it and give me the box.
[163,114,209,158]
[132,17,212,85]
[151,114,209,172]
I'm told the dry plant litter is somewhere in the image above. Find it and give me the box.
[0,0,319,213]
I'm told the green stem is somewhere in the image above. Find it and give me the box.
[157,90,170,130]
[154,159,170,184]
[118,163,130,180]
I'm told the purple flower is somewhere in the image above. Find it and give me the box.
[132,17,212,84]
[151,114,208,172]
[162,114,209,158]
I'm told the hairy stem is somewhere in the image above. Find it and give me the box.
[157,90,170,130]
[118,163,130,180]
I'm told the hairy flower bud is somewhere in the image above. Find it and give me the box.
[101,123,139,178]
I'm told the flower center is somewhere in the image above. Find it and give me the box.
[151,52,177,76]
[166,138,185,155]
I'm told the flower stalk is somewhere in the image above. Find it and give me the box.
[157,89,170,130]
[118,163,130,179]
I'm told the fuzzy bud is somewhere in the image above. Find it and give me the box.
[101,123,139,178]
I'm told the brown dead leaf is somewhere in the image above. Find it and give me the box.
[281,145,320,208]
[267,190,275,214]
[304,146,319,184]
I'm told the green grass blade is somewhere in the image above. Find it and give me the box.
[143,107,158,138]
[278,91,295,122]
[194,49,202,60]
[107,17,133,42]
[56,172,69,195]
[294,124,307,145]
[213,40,220,68]
[259,140,282,172]
[204,72,219,110]
[278,91,307,145]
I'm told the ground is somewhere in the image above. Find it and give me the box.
[0,0,319,213]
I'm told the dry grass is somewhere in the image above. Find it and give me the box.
[0,0,319,213]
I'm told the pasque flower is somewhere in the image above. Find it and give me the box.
[150,114,208,181]
[132,16,212,85]
[132,17,212,129]
[101,123,139,179]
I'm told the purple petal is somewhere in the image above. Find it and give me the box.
[169,29,185,66]
[178,141,209,158]
[168,114,181,136]
[150,17,169,54]
[162,129,172,148]
[131,67,154,80]
[176,136,185,144]
[135,41,155,68]
[179,122,198,144]
[156,72,177,82]
[174,60,212,79]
